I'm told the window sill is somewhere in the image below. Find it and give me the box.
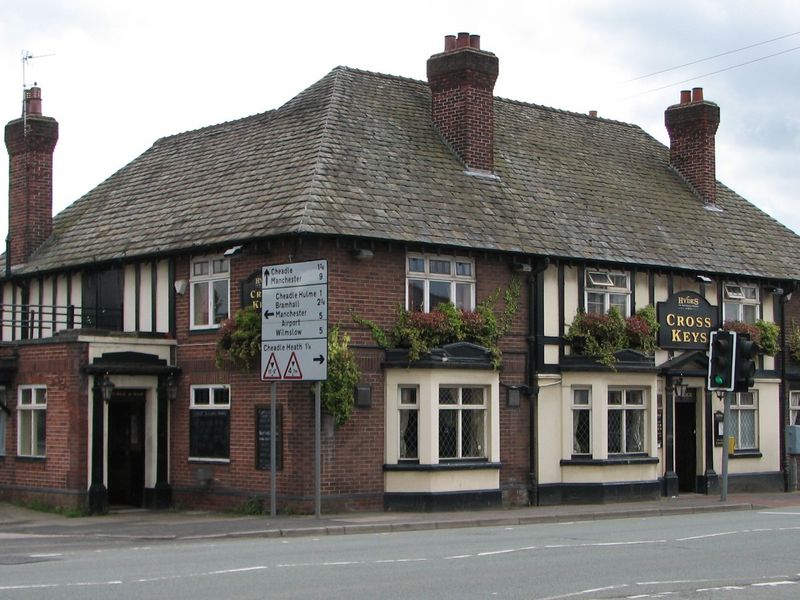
[384,461,501,472]
[188,457,230,464]
[730,450,762,459]
[561,456,659,466]
[188,327,223,335]
[15,455,46,462]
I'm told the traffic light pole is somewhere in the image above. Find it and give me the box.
[720,390,731,501]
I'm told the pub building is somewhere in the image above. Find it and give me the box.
[2,33,800,513]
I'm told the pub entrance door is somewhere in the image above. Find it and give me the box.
[107,390,146,506]
[675,389,698,493]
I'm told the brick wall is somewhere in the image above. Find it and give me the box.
[0,342,88,510]
[171,237,530,512]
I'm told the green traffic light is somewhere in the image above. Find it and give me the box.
[714,374,724,385]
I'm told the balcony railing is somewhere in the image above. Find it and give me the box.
[0,304,123,341]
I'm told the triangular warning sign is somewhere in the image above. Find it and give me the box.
[283,352,303,379]
[263,353,282,380]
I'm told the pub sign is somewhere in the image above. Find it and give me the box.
[240,270,262,309]
[657,290,718,349]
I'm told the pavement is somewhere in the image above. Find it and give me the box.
[2,491,800,542]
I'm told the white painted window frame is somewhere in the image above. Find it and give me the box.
[189,256,230,329]
[722,283,760,324]
[189,384,231,462]
[405,253,475,312]
[17,385,46,457]
[585,270,631,316]
[437,385,488,460]
[607,387,647,455]
[572,387,592,456]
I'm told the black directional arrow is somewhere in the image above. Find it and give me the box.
[313,355,325,364]
[263,309,275,319]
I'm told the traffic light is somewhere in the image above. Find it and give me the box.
[708,330,736,392]
[734,334,756,392]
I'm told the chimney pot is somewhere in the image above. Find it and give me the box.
[691,87,703,102]
[444,35,456,52]
[589,110,598,118]
[680,90,691,104]
[25,86,43,116]
[456,32,470,48]
[469,34,481,49]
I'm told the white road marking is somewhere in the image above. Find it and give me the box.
[535,584,629,599]
[676,530,738,541]
[0,580,123,591]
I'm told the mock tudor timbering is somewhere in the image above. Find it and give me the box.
[2,33,800,514]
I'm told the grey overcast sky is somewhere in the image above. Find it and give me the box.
[2,0,799,245]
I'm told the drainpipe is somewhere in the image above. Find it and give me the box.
[527,257,550,506]
[780,285,797,491]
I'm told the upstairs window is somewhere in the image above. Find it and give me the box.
[82,268,123,330]
[406,254,475,312]
[191,257,230,329]
[585,270,630,316]
[723,283,759,324]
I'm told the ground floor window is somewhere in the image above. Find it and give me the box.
[729,390,758,450]
[791,391,800,426]
[608,388,646,454]
[0,408,6,456]
[398,386,419,460]
[572,388,591,455]
[189,385,231,461]
[17,385,46,457]
[439,386,487,459]
[385,367,499,467]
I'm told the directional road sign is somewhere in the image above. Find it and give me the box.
[261,260,328,381]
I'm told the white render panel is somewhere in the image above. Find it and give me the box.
[543,264,559,337]
[156,260,169,333]
[123,265,136,331]
[139,263,153,332]
[385,469,499,493]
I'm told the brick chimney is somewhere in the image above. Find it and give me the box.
[664,87,720,205]
[427,32,499,173]
[4,86,58,269]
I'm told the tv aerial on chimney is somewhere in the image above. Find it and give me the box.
[20,50,55,130]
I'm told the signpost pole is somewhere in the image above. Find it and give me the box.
[260,259,328,520]
[720,390,730,501]
[315,381,322,519]
[270,381,277,517]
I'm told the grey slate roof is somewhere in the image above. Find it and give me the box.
[15,66,800,281]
